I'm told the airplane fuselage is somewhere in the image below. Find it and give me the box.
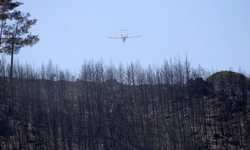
[122,35,127,42]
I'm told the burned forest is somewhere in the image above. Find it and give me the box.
[0,58,250,150]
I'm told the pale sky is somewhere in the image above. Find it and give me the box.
[3,0,250,75]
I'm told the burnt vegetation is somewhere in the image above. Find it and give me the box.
[0,56,250,150]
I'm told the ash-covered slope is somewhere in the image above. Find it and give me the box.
[0,76,249,150]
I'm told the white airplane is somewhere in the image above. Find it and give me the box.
[108,29,141,43]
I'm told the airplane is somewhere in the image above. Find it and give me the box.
[108,29,141,43]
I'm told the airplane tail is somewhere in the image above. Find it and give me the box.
[119,29,129,32]
[120,29,129,35]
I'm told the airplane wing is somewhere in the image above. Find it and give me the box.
[107,36,122,39]
[127,35,141,38]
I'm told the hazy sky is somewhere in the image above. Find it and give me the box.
[3,0,250,74]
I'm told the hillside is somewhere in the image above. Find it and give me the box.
[0,73,250,150]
